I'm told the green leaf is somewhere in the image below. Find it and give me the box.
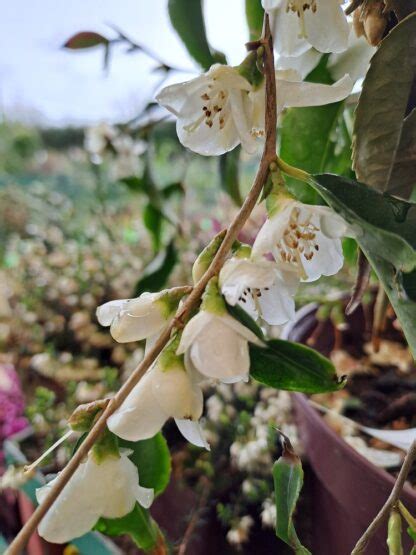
[143,203,163,252]
[120,433,171,496]
[250,338,345,393]
[279,56,348,204]
[120,175,147,193]
[309,173,416,356]
[168,0,225,69]
[226,302,265,341]
[273,433,311,554]
[245,0,264,40]
[219,146,243,206]
[352,13,416,198]
[135,240,177,296]
[63,31,109,49]
[162,181,184,198]
[95,504,161,552]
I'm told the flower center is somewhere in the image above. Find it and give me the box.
[276,208,320,266]
[183,81,228,133]
[286,0,317,38]
[238,286,270,305]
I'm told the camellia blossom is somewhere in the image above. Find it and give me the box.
[219,254,299,325]
[252,199,350,282]
[96,289,184,343]
[156,64,256,156]
[36,451,153,544]
[108,341,208,449]
[177,279,262,382]
[263,0,350,57]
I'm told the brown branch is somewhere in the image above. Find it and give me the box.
[176,477,211,555]
[6,15,277,555]
[351,439,416,554]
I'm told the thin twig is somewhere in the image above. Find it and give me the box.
[351,440,416,554]
[345,248,371,315]
[177,477,211,555]
[6,15,277,555]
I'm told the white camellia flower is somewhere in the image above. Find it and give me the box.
[177,279,262,382]
[108,339,209,449]
[250,69,353,136]
[156,64,256,156]
[36,451,153,544]
[97,289,184,343]
[219,253,299,325]
[253,199,350,282]
[263,0,349,57]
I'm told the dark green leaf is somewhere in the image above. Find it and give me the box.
[279,56,348,204]
[143,203,163,252]
[135,240,177,296]
[226,302,265,341]
[120,433,171,496]
[64,31,108,50]
[245,0,264,40]
[168,0,225,69]
[407,526,416,543]
[95,504,161,552]
[309,173,416,355]
[162,182,184,198]
[273,433,311,554]
[352,13,416,198]
[219,146,243,206]
[250,338,345,393]
[120,175,147,193]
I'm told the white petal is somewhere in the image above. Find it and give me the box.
[99,455,141,519]
[96,299,130,326]
[219,258,276,306]
[258,281,296,325]
[229,89,257,154]
[220,313,264,345]
[252,203,293,257]
[276,74,353,111]
[107,370,168,441]
[270,8,311,57]
[328,29,375,82]
[301,231,344,282]
[110,295,167,343]
[221,373,249,384]
[361,426,416,452]
[175,418,210,451]
[135,484,155,509]
[156,75,208,116]
[151,366,203,421]
[184,350,207,384]
[304,0,349,54]
[276,49,322,80]
[189,317,252,380]
[177,311,212,355]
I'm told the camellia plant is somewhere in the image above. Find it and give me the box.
[7,0,416,554]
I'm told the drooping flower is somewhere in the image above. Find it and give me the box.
[263,0,350,57]
[252,199,350,282]
[250,69,353,136]
[108,337,208,449]
[36,451,153,544]
[219,249,299,325]
[96,288,186,343]
[156,64,256,156]
[177,278,262,382]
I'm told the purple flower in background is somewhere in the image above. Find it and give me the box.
[0,364,28,444]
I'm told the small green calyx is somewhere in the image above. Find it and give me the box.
[192,230,227,284]
[234,244,252,259]
[266,169,295,217]
[201,277,227,315]
[159,335,185,372]
[237,51,264,89]
[92,427,120,464]
[156,288,189,319]
[69,399,110,432]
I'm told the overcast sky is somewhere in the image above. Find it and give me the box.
[0,0,248,126]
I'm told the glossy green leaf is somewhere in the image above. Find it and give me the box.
[250,338,345,393]
[143,203,163,252]
[135,240,177,296]
[273,433,311,554]
[309,173,416,356]
[120,433,171,496]
[168,0,225,70]
[63,31,108,49]
[245,0,264,40]
[95,504,161,552]
[219,146,243,206]
[352,13,416,198]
